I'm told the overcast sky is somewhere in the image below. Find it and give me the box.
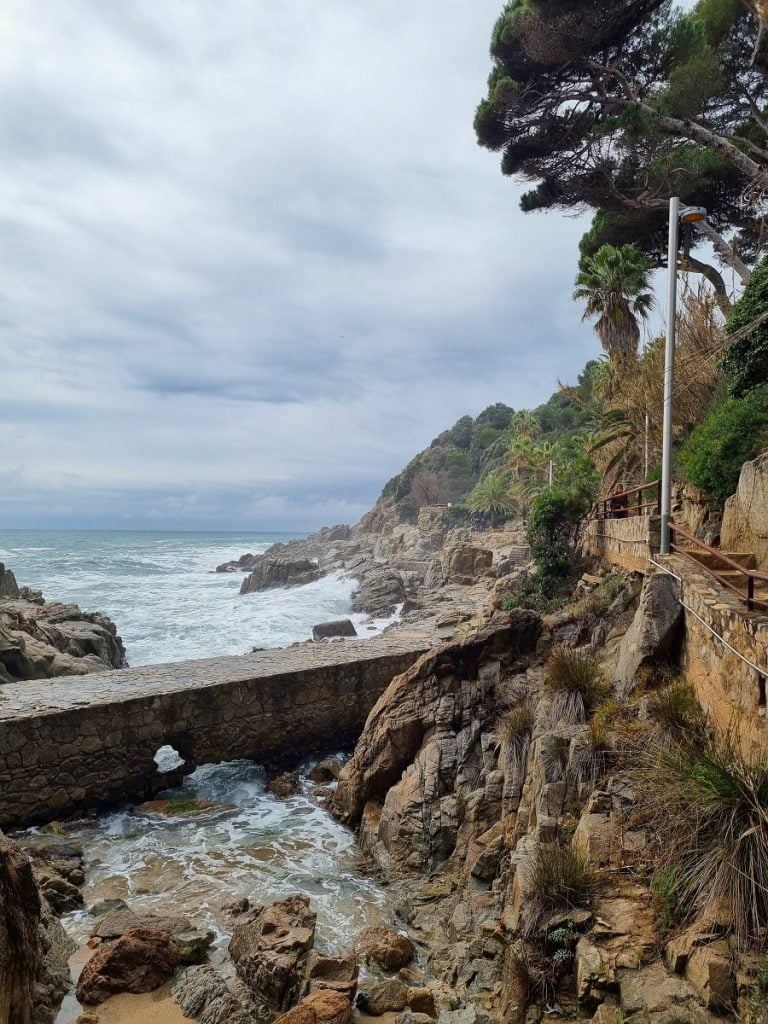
[0,0,603,531]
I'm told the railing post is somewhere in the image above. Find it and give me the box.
[748,575,754,611]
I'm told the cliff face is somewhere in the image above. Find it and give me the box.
[0,833,73,1024]
[0,564,126,684]
[331,583,741,1024]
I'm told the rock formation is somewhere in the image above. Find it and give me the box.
[0,564,126,684]
[76,926,181,1004]
[240,558,321,595]
[722,451,768,564]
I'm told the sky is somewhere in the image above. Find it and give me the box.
[0,0,603,531]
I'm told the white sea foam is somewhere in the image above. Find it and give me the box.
[0,529,398,665]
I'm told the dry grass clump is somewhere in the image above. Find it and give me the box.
[545,647,610,723]
[506,943,555,1007]
[646,680,707,742]
[499,700,535,785]
[522,844,597,937]
[641,732,768,944]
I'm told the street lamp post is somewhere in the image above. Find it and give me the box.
[659,198,707,555]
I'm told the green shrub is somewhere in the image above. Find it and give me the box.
[641,733,768,943]
[500,573,571,613]
[522,844,597,937]
[720,256,768,397]
[527,488,592,578]
[678,386,768,505]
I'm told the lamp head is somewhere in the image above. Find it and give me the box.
[680,205,707,223]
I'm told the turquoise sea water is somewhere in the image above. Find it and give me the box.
[0,529,383,666]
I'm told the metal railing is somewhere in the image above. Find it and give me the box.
[668,522,768,612]
[593,480,661,521]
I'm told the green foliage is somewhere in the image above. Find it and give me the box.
[527,488,592,577]
[651,865,685,934]
[465,471,517,523]
[574,245,655,364]
[646,680,707,741]
[678,386,768,504]
[748,956,768,1021]
[721,256,768,396]
[499,574,571,613]
[641,733,768,942]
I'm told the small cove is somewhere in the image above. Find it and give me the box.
[43,756,392,1023]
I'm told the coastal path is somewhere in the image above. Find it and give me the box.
[0,627,435,827]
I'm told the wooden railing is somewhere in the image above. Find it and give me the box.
[668,522,768,612]
[593,480,661,521]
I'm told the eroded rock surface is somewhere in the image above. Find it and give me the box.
[240,558,322,595]
[76,927,181,1004]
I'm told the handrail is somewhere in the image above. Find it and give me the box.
[593,480,661,521]
[668,522,768,612]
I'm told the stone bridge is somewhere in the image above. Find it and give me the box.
[0,630,434,828]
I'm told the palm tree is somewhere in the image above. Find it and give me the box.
[465,472,518,527]
[511,409,541,439]
[573,244,655,365]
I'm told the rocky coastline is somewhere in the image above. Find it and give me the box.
[0,564,126,685]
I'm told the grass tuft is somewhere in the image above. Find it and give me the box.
[522,844,597,937]
[646,680,706,742]
[545,647,609,723]
[640,732,768,944]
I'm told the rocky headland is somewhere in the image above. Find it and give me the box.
[0,563,126,684]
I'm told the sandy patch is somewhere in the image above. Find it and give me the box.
[64,982,194,1024]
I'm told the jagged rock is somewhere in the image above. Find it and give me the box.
[613,573,682,699]
[90,908,212,962]
[667,939,735,1014]
[722,453,768,565]
[308,759,342,783]
[312,620,357,641]
[229,895,317,1014]
[76,927,181,1004]
[36,872,83,914]
[350,566,407,617]
[172,964,257,1024]
[240,558,321,595]
[441,546,493,586]
[357,979,409,1014]
[356,927,415,971]
[0,564,20,599]
[275,990,352,1024]
[437,1009,491,1024]
[396,1013,435,1024]
[304,952,358,999]
[407,988,437,1016]
[266,772,301,799]
[618,961,721,1023]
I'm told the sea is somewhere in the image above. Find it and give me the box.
[0,528,398,666]
[2,529,398,1021]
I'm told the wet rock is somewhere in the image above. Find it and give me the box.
[88,898,129,917]
[350,566,407,617]
[356,926,415,971]
[613,573,682,699]
[397,1012,435,1024]
[308,759,343,783]
[357,978,409,1014]
[312,620,357,641]
[76,927,181,1004]
[229,894,317,1014]
[274,990,352,1024]
[240,558,321,595]
[91,909,213,964]
[437,1009,491,1024]
[0,563,20,599]
[304,952,358,999]
[36,872,83,914]
[266,772,301,799]
[172,964,257,1024]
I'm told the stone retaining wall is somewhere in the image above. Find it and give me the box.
[0,632,432,827]
[582,516,660,573]
[664,556,768,754]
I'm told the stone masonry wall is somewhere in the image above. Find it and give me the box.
[662,556,768,754]
[583,516,661,574]
[0,633,431,828]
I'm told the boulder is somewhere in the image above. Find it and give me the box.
[408,988,437,1016]
[312,619,358,641]
[722,453,768,566]
[618,961,720,1023]
[441,546,493,586]
[274,990,352,1024]
[304,952,358,999]
[229,894,317,1013]
[308,759,342,783]
[172,964,257,1024]
[240,559,321,595]
[76,927,181,1004]
[356,926,415,971]
[357,979,409,1014]
[266,772,301,799]
[90,908,213,963]
[613,573,682,699]
[350,566,407,617]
